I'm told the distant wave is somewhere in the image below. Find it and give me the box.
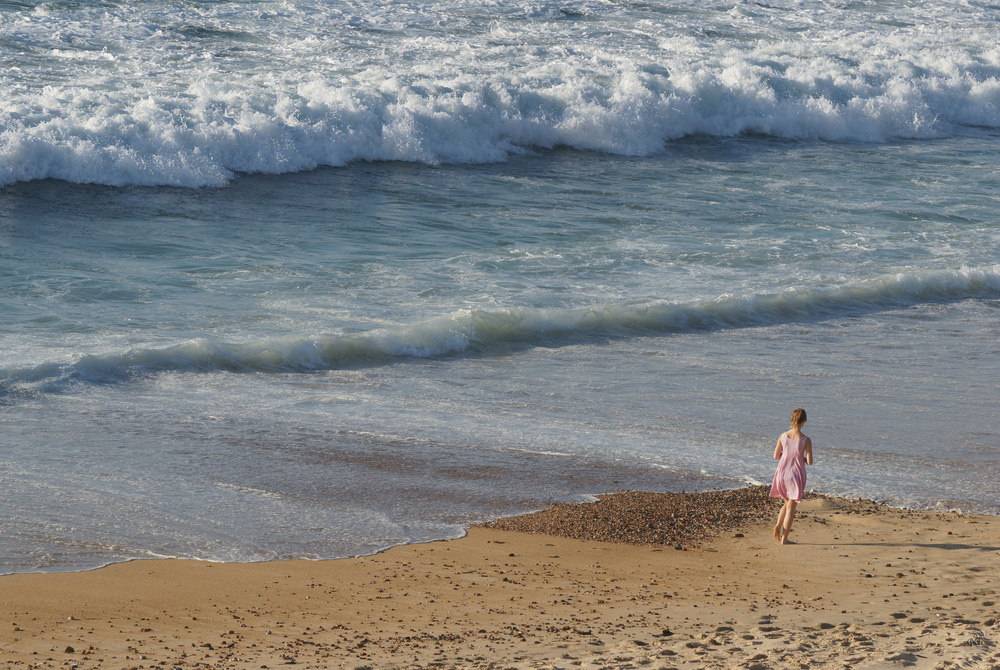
[3,266,998,393]
[3,66,998,189]
[3,0,1000,188]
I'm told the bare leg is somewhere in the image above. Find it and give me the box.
[773,502,788,542]
[779,499,798,544]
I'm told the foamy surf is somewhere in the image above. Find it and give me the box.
[3,0,1000,187]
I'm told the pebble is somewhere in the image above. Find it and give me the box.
[479,485,780,547]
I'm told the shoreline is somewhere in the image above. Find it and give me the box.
[3,487,1000,669]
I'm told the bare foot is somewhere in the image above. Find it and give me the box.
[773,526,781,542]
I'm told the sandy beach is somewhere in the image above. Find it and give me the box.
[2,487,999,669]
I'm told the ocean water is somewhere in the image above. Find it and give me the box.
[2,0,1000,574]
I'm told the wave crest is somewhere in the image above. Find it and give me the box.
[3,3,1000,188]
[3,266,997,393]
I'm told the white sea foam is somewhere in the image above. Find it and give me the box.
[2,0,1000,186]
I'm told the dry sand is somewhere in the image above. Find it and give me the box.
[2,487,999,669]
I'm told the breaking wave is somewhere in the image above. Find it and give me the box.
[3,266,998,393]
[2,0,1000,187]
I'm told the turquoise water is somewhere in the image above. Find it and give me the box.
[3,0,1000,573]
[3,138,999,573]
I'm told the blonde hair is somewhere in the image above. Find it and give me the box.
[791,408,807,427]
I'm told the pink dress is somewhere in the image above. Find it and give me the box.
[770,433,808,503]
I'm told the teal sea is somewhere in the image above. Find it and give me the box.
[2,0,999,573]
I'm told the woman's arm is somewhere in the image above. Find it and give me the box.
[773,433,785,460]
[804,437,814,466]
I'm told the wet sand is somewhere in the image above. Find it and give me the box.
[2,487,999,669]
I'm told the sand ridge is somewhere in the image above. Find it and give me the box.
[2,490,999,669]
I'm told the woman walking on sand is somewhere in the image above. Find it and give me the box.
[770,408,813,545]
